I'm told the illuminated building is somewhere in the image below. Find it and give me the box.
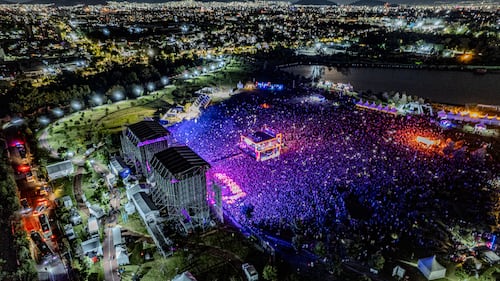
[121,120,171,178]
[149,146,210,233]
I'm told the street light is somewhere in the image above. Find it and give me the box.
[38,116,50,126]
[160,76,169,86]
[132,85,144,96]
[146,82,155,92]
[51,108,64,117]
[92,94,104,106]
[112,89,124,101]
[70,100,82,111]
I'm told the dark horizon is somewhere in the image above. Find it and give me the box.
[2,0,500,5]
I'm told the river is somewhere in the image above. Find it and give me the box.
[283,65,499,105]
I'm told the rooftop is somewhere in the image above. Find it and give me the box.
[151,146,209,177]
[127,120,170,145]
[132,191,158,214]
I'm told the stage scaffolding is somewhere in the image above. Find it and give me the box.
[239,127,283,161]
[149,146,211,232]
[120,121,170,178]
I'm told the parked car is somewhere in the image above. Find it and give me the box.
[30,231,52,257]
[242,263,259,281]
[20,198,31,214]
[34,202,47,215]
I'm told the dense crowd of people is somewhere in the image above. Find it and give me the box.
[168,86,499,259]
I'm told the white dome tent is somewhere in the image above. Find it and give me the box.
[417,256,446,280]
[172,271,197,281]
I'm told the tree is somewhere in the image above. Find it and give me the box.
[262,264,278,281]
[370,251,385,271]
[314,241,327,257]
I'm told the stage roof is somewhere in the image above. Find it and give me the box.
[152,146,209,177]
[127,120,170,145]
[248,131,274,143]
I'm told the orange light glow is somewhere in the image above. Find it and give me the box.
[459,53,473,63]
[416,136,439,147]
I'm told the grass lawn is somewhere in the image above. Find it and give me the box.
[51,176,74,202]
[120,227,263,281]
[88,260,105,281]
[38,86,176,155]
[38,59,252,157]
[119,213,148,236]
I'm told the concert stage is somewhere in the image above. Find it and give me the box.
[239,127,283,161]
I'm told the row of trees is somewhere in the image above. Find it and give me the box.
[0,145,38,281]
[6,53,203,116]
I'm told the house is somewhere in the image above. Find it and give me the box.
[88,204,105,219]
[88,217,99,237]
[46,160,74,181]
[111,226,130,265]
[106,173,116,187]
[112,227,124,247]
[64,224,76,240]
[61,196,73,208]
[69,210,82,226]
[81,237,103,256]
[109,155,131,179]
[115,246,130,266]
[481,250,500,265]
[131,191,160,224]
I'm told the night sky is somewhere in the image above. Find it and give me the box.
[3,0,500,4]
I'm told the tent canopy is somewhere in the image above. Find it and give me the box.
[173,271,197,281]
[418,256,446,280]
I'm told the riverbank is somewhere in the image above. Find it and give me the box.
[275,55,500,74]
[283,64,500,106]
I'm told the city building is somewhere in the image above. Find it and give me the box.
[121,120,171,177]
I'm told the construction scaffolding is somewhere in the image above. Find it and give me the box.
[149,146,211,233]
[121,120,170,177]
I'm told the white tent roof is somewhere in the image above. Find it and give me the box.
[418,256,446,280]
[173,271,197,281]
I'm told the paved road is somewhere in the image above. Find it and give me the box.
[38,128,60,159]
[103,227,120,281]
[73,167,89,216]
[36,251,69,281]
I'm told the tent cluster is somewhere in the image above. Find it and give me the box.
[355,100,399,115]
[437,110,500,126]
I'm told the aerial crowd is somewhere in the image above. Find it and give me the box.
[169,86,498,259]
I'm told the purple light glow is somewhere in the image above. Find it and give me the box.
[167,89,496,233]
[137,136,169,147]
[214,173,246,204]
